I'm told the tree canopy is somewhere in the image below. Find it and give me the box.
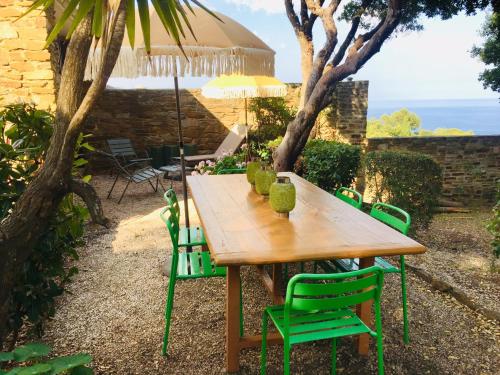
[367,108,474,137]
[472,11,500,94]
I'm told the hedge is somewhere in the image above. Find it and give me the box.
[302,140,361,193]
[365,150,442,228]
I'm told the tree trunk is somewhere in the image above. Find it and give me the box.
[0,2,126,345]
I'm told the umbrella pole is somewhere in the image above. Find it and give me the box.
[173,75,191,245]
[244,97,250,161]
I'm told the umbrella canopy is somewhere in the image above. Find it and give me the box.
[85,7,275,80]
[201,75,287,99]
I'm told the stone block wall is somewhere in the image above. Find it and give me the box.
[0,0,56,109]
[85,81,369,167]
[367,136,500,203]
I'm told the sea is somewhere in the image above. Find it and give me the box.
[367,98,500,135]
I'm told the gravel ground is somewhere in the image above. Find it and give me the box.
[42,175,500,374]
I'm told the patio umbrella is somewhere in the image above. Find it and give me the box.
[201,75,287,153]
[84,7,276,232]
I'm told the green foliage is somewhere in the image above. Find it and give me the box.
[0,343,93,374]
[252,137,283,164]
[487,181,500,259]
[365,150,443,228]
[0,103,89,343]
[23,0,215,54]
[367,108,421,137]
[302,140,361,193]
[367,108,474,138]
[472,12,500,95]
[193,151,246,175]
[248,98,296,145]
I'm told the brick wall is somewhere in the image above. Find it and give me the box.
[0,0,55,109]
[85,81,369,164]
[367,136,500,203]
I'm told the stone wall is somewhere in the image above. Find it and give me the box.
[85,81,369,165]
[0,0,55,109]
[367,136,500,203]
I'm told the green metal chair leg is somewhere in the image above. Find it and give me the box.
[162,252,179,356]
[375,301,385,375]
[283,339,291,375]
[400,255,409,344]
[260,312,268,375]
[331,338,337,375]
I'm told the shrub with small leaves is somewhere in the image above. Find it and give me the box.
[302,140,361,193]
[487,181,500,259]
[0,342,93,374]
[365,150,442,228]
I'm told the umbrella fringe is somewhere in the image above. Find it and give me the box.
[84,46,275,81]
[201,85,287,99]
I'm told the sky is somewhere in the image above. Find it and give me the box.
[108,0,497,101]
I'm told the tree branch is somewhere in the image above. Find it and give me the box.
[70,179,110,227]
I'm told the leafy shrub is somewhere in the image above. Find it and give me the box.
[365,150,442,228]
[248,97,296,144]
[302,140,361,193]
[193,151,246,175]
[487,181,500,259]
[0,103,89,345]
[0,342,93,374]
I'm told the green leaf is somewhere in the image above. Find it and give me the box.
[13,364,52,375]
[66,0,95,39]
[12,343,51,362]
[126,0,136,48]
[18,0,53,20]
[73,158,88,167]
[137,0,151,53]
[46,354,92,374]
[0,351,14,362]
[45,0,79,46]
[92,0,104,38]
[82,175,92,183]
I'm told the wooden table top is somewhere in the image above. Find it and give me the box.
[187,172,426,266]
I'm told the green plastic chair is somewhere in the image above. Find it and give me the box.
[160,206,244,356]
[163,189,207,247]
[216,168,247,175]
[330,202,411,344]
[261,266,386,375]
[335,187,363,209]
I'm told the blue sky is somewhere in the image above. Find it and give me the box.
[109,0,497,101]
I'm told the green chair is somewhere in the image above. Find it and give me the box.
[163,189,207,247]
[216,168,247,175]
[160,207,244,355]
[261,266,385,375]
[335,186,363,209]
[328,202,411,344]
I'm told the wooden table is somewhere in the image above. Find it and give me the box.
[187,172,426,373]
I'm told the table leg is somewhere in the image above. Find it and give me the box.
[271,264,283,304]
[357,256,375,355]
[226,265,241,373]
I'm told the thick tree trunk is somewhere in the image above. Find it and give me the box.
[0,2,126,344]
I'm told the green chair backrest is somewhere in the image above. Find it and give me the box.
[216,168,247,175]
[284,266,384,319]
[370,202,411,235]
[160,206,179,253]
[164,189,180,218]
[335,187,363,209]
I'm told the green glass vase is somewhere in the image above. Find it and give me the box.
[246,160,261,187]
[255,164,276,197]
[269,176,296,217]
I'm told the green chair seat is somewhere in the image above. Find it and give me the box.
[178,226,207,247]
[261,267,386,375]
[265,306,374,345]
[176,251,226,279]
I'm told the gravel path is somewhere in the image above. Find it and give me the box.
[42,176,500,374]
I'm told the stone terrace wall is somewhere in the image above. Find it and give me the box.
[0,0,55,109]
[367,136,500,203]
[85,81,369,167]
